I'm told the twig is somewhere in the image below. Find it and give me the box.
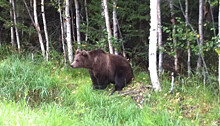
[169,72,174,93]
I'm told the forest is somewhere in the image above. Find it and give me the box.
[0,0,219,125]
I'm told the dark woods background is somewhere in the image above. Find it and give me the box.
[0,0,219,74]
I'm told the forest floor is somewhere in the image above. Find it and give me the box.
[0,51,219,126]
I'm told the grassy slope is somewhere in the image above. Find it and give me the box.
[0,53,219,126]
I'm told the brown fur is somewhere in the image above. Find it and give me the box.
[71,49,134,94]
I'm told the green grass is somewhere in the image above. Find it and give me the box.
[0,53,219,126]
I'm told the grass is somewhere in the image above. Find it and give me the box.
[0,51,219,126]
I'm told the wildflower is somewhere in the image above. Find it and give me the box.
[179,116,183,119]
[176,92,180,96]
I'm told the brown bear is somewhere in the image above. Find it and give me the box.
[71,49,134,94]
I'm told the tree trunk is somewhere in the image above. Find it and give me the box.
[218,0,220,93]
[177,0,208,79]
[157,0,163,76]
[70,1,76,42]
[65,0,73,63]
[103,0,114,54]
[149,0,161,91]
[12,0,21,52]
[113,0,118,55]
[33,0,45,57]
[185,0,191,77]
[23,0,47,58]
[116,18,126,57]
[59,0,67,66]
[169,0,178,73]
[30,0,33,8]
[74,0,81,46]
[84,0,89,42]
[41,0,49,61]
[0,27,2,46]
[210,3,216,37]
[10,0,15,47]
[101,0,105,38]
[197,0,204,71]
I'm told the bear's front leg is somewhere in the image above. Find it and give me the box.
[89,70,99,89]
[96,77,108,89]
[95,73,109,89]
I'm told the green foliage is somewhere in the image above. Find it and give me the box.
[210,0,218,6]
[163,17,197,56]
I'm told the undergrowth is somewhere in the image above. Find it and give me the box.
[0,49,219,126]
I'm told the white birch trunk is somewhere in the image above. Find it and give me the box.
[84,0,89,42]
[218,0,220,93]
[185,0,191,77]
[103,0,114,54]
[10,0,15,47]
[101,0,105,39]
[12,0,21,52]
[59,0,67,66]
[41,0,49,61]
[33,0,45,57]
[169,0,178,73]
[149,0,161,91]
[74,0,81,46]
[65,0,73,63]
[70,1,76,42]
[113,0,118,55]
[197,0,204,70]
[157,0,163,76]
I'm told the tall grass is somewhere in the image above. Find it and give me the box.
[0,55,62,103]
[0,51,219,126]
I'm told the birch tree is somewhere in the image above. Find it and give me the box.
[157,0,163,76]
[33,0,45,57]
[74,0,81,46]
[59,0,67,66]
[197,0,204,71]
[70,1,76,42]
[41,0,49,61]
[169,0,178,73]
[12,0,21,52]
[113,0,118,55]
[23,0,45,57]
[149,0,161,91]
[9,0,15,47]
[65,0,73,63]
[84,0,89,42]
[218,0,220,93]
[103,0,114,54]
[185,0,191,77]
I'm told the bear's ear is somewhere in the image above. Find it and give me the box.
[76,49,81,54]
[82,50,88,57]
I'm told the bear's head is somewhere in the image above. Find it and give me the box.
[71,49,91,68]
